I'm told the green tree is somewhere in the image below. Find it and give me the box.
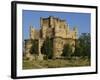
[30,40,38,54]
[62,44,72,58]
[74,40,83,57]
[74,33,91,58]
[41,37,53,59]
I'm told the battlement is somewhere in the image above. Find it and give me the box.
[40,16,67,28]
[40,16,78,39]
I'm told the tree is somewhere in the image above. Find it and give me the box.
[30,40,38,54]
[62,44,72,58]
[41,37,53,59]
[74,33,91,58]
[74,40,83,57]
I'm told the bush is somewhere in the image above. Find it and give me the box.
[62,44,72,58]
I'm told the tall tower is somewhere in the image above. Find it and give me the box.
[49,16,53,28]
[40,17,47,39]
[30,25,35,40]
[73,27,78,39]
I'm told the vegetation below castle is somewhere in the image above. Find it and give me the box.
[23,57,90,69]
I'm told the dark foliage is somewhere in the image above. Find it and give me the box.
[74,33,91,59]
[30,40,38,54]
[62,44,72,58]
[41,37,53,59]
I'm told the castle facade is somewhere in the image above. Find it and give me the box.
[24,16,78,60]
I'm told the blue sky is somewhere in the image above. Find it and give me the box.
[22,10,91,39]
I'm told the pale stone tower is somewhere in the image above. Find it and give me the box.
[30,25,35,39]
[73,27,78,39]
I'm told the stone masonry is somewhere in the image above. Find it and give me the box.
[24,16,78,60]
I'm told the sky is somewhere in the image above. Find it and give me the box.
[22,10,91,40]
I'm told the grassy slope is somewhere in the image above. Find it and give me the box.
[23,58,90,69]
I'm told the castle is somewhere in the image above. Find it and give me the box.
[24,16,78,60]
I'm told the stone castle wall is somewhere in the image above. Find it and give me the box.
[25,16,78,59]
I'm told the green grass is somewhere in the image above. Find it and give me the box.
[23,58,90,69]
